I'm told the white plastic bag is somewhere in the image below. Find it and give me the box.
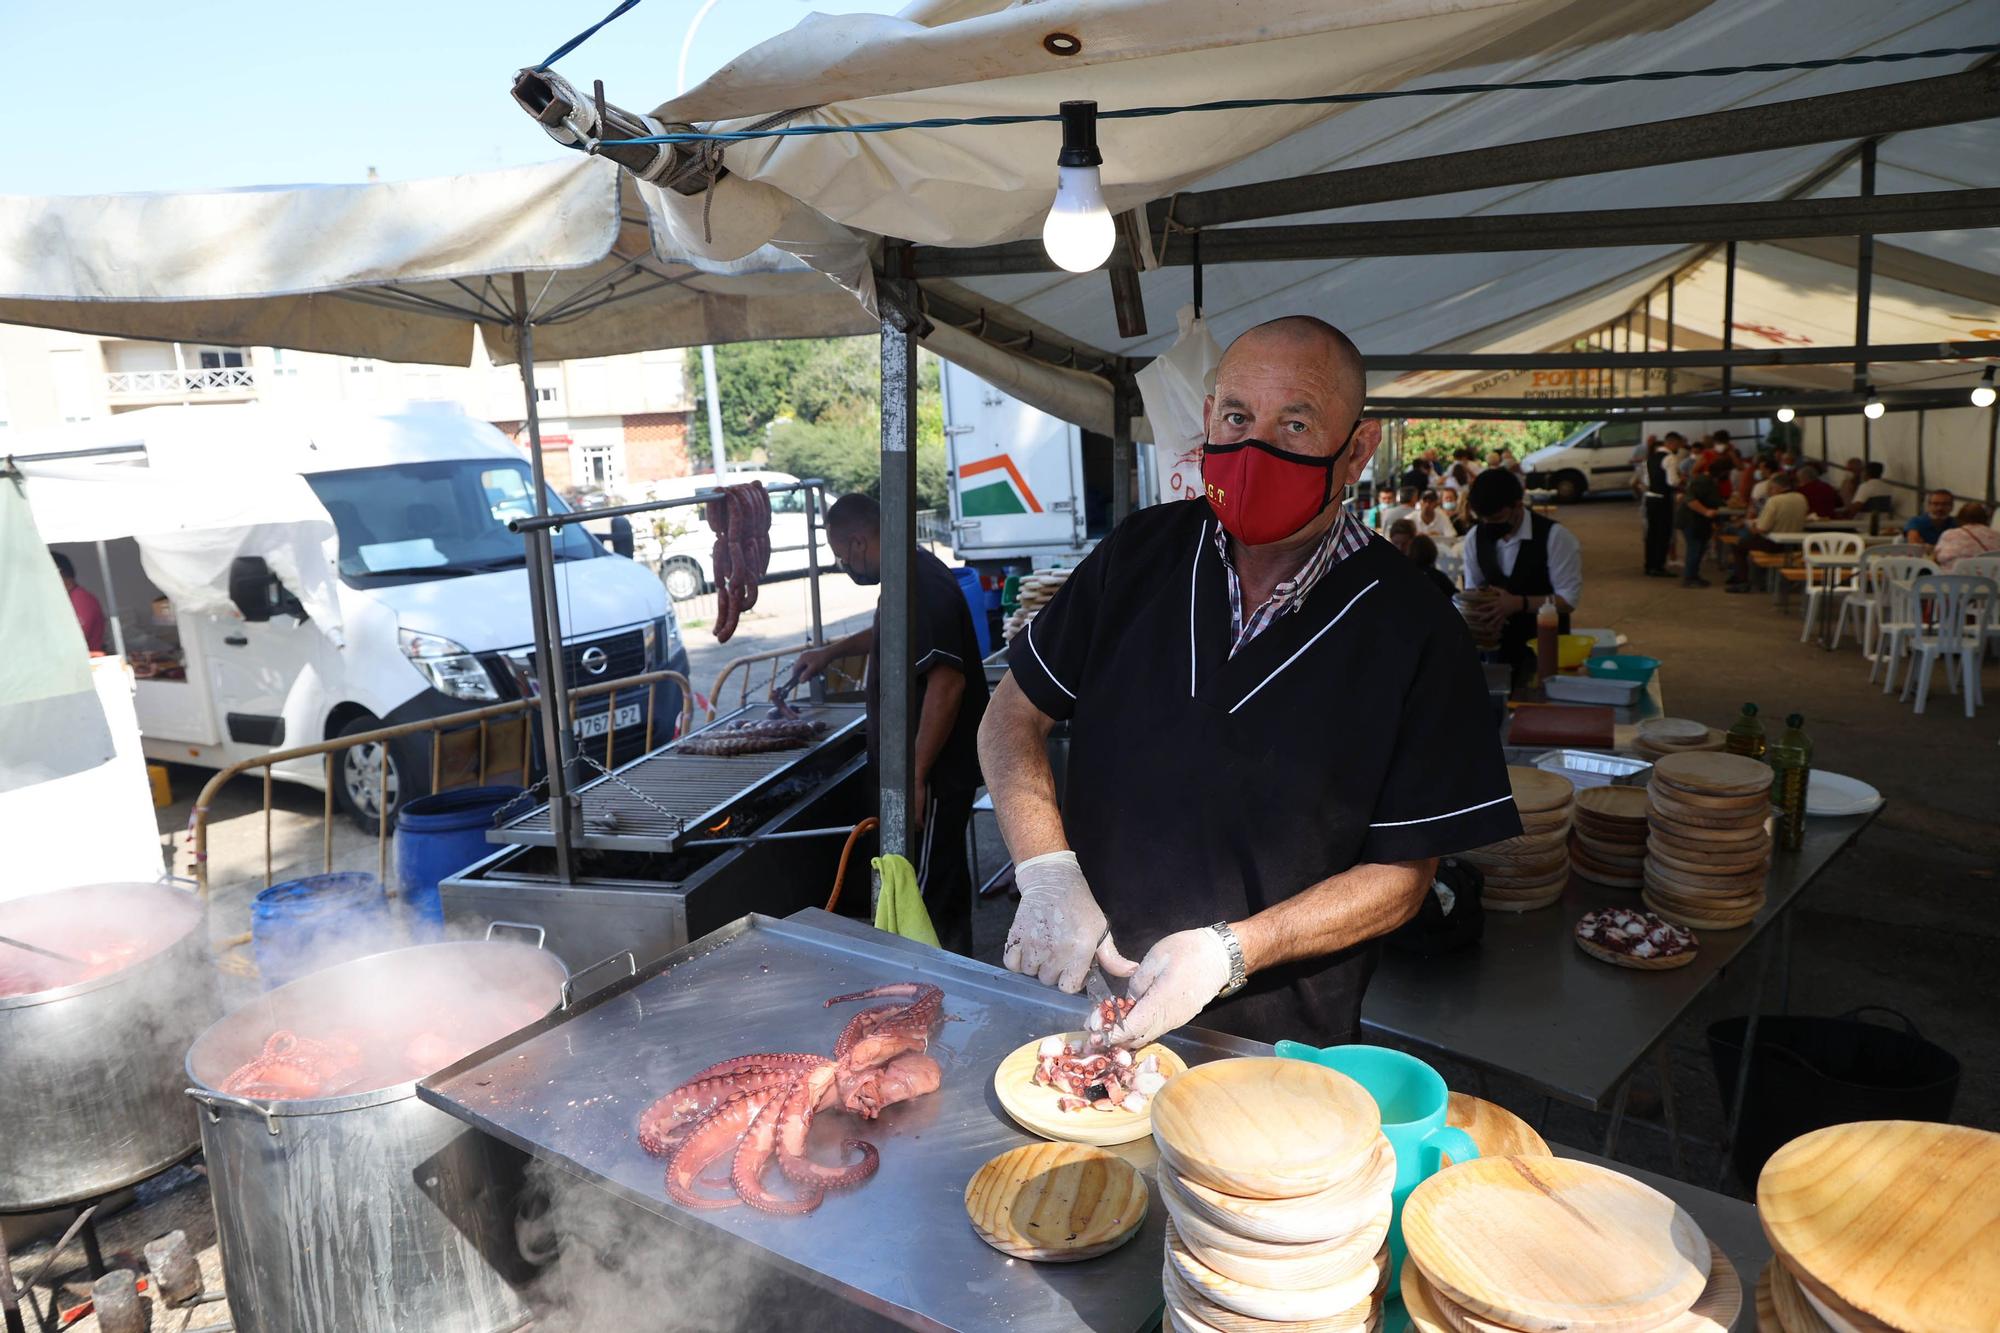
[1134,305,1221,506]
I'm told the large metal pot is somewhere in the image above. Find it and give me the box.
[0,882,217,1211]
[185,932,566,1333]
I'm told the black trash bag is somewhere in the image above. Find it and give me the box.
[1386,857,1485,957]
[1708,1005,1960,1185]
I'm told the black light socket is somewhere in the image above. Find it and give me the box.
[1056,100,1102,168]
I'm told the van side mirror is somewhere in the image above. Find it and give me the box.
[228,556,306,622]
[609,515,636,559]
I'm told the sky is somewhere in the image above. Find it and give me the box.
[0,0,893,196]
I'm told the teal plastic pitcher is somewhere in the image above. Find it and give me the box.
[1275,1041,1479,1301]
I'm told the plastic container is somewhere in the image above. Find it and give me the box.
[250,873,393,990]
[1556,634,1596,670]
[954,567,992,658]
[1585,654,1662,685]
[1707,1008,1959,1184]
[393,786,524,934]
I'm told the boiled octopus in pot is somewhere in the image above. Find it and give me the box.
[0,939,148,999]
[216,998,549,1100]
[637,982,944,1215]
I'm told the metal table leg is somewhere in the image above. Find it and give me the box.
[1600,1078,1632,1160]
[1715,930,1779,1191]
[0,1219,27,1333]
[1655,1044,1686,1180]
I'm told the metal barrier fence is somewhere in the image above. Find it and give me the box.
[190,670,693,899]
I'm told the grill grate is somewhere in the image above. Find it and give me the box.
[490,703,865,853]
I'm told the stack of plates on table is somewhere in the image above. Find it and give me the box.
[1463,767,1576,913]
[1643,752,1773,930]
[1151,1058,1395,1333]
[1402,1156,1742,1333]
[1634,717,1727,759]
[1757,1120,2000,1333]
[1001,568,1072,643]
[1570,784,1651,887]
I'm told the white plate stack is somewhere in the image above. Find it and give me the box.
[1151,1059,1394,1333]
[1001,568,1072,643]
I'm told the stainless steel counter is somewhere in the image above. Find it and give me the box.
[420,908,1262,1333]
[1364,809,1878,1109]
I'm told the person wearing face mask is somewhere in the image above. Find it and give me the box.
[1459,467,1583,681]
[785,493,988,953]
[978,316,1517,1051]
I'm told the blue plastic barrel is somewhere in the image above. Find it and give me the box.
[393,785,524,933]
[954,567,992,659]
[250,872,392,990]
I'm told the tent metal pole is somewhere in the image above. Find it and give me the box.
[1854,141,1878,397]
[701,345,728,476]
[93,540,126,660]
[1916,410,1927,496]
[512,274,577,884]
[1721,242,1737,401]
[877,307,919,889]
[1664,278,1676,404]
[1111,378,1134,527]
[805,482,826,704]
[1988,407,1998,509]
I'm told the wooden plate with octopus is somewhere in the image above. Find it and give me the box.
[994,1032,1188,1147]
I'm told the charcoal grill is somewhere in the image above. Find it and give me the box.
[490,702,865,854]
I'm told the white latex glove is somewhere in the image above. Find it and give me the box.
[1102,927,1233,1049]
[1002,851,1127,993]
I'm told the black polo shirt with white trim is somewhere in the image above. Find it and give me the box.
[1005,499,1518,1044]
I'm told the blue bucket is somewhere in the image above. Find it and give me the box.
[250,872,393,990]
[954,567,993,659]
[393,786,523,933]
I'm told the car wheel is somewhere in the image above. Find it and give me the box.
[1554,471,1588,503]
[661,558,706,602]
[331,714,426,834]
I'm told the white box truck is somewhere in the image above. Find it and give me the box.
[24,402,686,830]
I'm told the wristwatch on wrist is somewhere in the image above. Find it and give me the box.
[1209,922,1248,998]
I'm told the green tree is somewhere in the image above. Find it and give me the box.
[1401,417,1574,458]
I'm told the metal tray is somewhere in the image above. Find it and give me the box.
[1531,748,1653,788]
[419,909,1260,1333]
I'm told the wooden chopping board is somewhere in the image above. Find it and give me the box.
[1577,785,1653,822]
[1406,1246,1740,1333]
[1152,1057,1381,1200]
[1508,764,1578,814]
[1157,1162,1392,1265]
[992,1032,1187,1146]
[1758,1120,2000,1333]
[1652,750,1775,796]
[1403,1156,1712,1332]
[1756,1263,1783,1333]
[1166,1216,1388,1322]
[1164,1255,1383,1333]
[964,1141,1148,1262]
[1444,1093,1551,1163]
[1166,1132,1396,1244]
[1768,1259,1834,1333]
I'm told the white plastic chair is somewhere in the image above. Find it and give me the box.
[1833,543,1924,657]
[1869,555,1939,693]
[1799,533,1864,645]
[1949,554,2000,659]
[1901,575,1994,717]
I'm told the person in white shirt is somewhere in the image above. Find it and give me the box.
[1460,469,1582,679]
[1378,485,1419,531]
[1843,462,1897,519]
[1412,490,1456,543]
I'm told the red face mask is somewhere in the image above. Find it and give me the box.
[1201,422,1359,546]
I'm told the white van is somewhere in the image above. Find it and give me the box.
[1522,418,1770,501]
[32,403,685,830]
[645,469,835,601]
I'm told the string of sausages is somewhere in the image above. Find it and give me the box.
[709,482,773,642]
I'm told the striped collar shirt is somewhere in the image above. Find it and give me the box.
[1212,503,1373,657]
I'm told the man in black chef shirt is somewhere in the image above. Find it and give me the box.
[787,494,987,954]
[979,316,1519,1050]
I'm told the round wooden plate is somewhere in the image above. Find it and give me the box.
[1406,1246,1739,1333]
[1479,867,1571,892]
[1647,786,1769,828]
[1516,811,1575,837]
[1483,891,1566,913]
[1508,765,1577,815]
[1575,820,1649,846]
[1758,1120,2000,1333]
[1646,824,1772,859]
[1165,1132,1395,1244]
[1575,930,1698,972]
[1170,1190,1392,1289]
[1572,838,1645,867]
[1151,1058,1381,1200]
[1642,891,1764,931]
[1643,860,1770,894]
[1768,1259,1833,1333]
[1754,1262,1783,1333]
[1445,1093,1551,1163]
[1646,844,1769,879]
[1577,785,1653,821]
[1403,1156,1711,1333]
[1571,864,1645,891]
[993,1032,1188,1146]
[1158,1163,1391,1266]
[1167,1217,1388,1322]
[1165,1256,1382,1333]
[964,1141,1148,1263]
[1652,751,1775,796]
[1475,829,1571,858]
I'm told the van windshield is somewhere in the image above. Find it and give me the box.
[306,460,599,585]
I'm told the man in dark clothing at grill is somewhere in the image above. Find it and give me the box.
[787,494,987,955]
[1460,467,1583,683]
[1642,432,1680,577]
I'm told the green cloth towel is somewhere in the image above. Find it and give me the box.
[872,854,940,949]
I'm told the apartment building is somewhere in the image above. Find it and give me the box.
[0,323,696,495]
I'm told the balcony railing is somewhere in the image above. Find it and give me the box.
[105,367,258,396]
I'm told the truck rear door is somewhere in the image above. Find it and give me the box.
[941,360,1083,560]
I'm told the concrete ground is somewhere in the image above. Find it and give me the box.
[13,504,1992,1328]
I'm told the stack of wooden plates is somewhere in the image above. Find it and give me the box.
[1570,784,1650,887]
[1001,568,1072,643]
[1758,1120,2000,1332]
[1151,1059,1395,1333]
[1401,1156,1742,1333]
[1643,752,1773,930]
[1634,717,1728,759]
[1463,767,1576,912]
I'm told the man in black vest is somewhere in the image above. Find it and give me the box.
[1642,432,1680,576]
[1461,468,1582,680]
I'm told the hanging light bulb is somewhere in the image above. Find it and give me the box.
[1042,101,1116,273]
[1775,406,1796,424]
[1973,366,1997,409]
[1862,391,1885,421]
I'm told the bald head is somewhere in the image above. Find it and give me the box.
[1217,317,1366,415]
[1206,316,1370,478]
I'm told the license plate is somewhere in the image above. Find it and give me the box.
[574,702,644,739]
